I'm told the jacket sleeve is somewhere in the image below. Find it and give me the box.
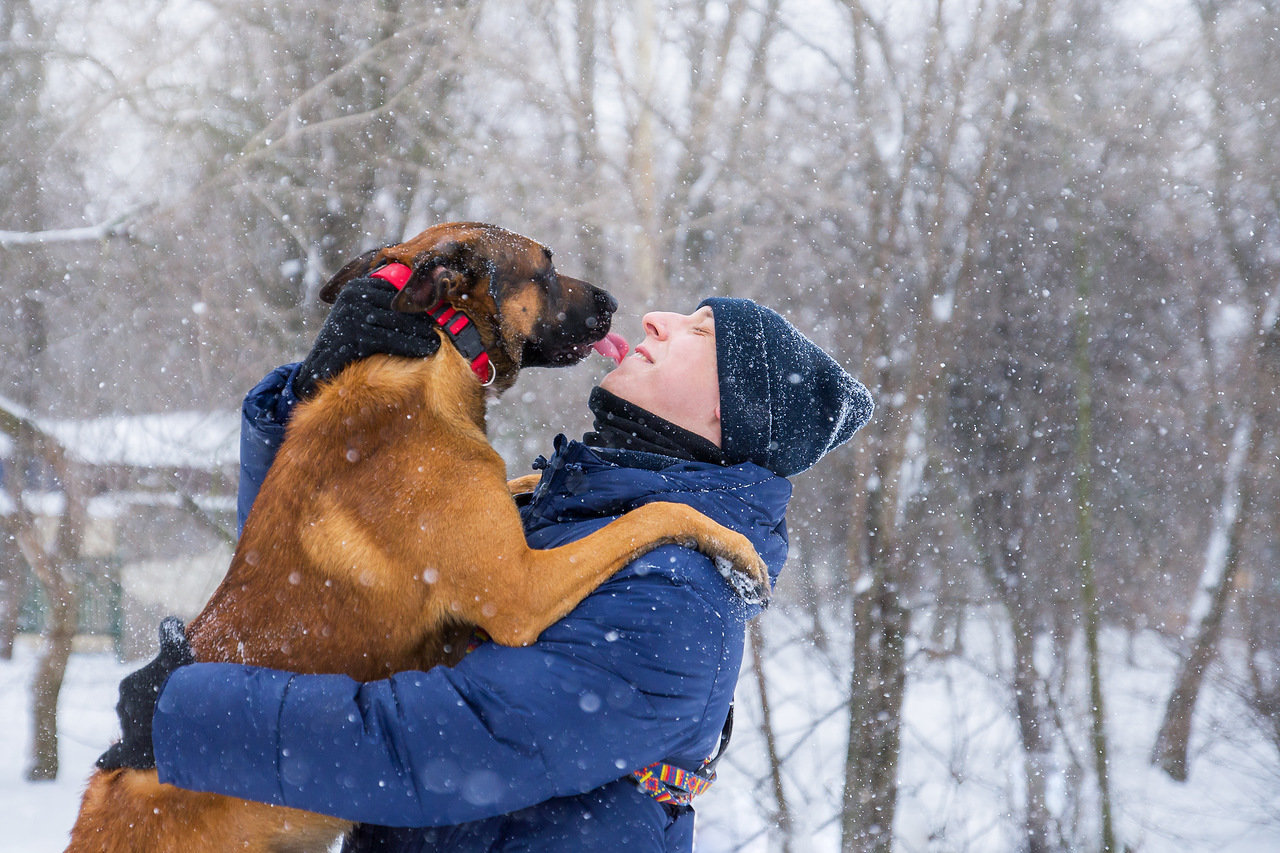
[153,549,737,828]
[237,363,302,533]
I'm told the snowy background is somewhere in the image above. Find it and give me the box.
[5,0,1280,849]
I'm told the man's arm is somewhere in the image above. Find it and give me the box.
[237,363,301,532]
[153,557,737,828]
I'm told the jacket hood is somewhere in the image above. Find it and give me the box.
[521,435,792,591]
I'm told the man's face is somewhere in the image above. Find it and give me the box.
[598,306,722,446]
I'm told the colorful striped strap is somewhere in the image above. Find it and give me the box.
[465,627,491,655]
[630,705,733,807]
[630,760,716,806]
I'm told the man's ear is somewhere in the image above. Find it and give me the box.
[713,404,721,424]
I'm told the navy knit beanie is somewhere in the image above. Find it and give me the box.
[699,297,873,477]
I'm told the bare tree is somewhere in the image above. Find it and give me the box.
[1152,0,1280,782]
[747,619,795,853]
[793,4,1059,848]
[1,0,495,779]
[0,364,90,780]
[0,0,92,778]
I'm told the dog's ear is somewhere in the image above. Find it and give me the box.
[391,262,468,312]
[390,241,475,313]
[318,247,390,303]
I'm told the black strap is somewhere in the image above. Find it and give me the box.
[426,300,489,366]
[697,704,735,782]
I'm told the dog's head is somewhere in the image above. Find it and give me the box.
[320,222,617,390]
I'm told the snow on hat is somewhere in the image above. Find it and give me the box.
[699,297,873,477]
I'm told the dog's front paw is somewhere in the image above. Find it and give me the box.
[506,474,542,496]
[712,543,771,605]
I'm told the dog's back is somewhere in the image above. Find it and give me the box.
[187,352,485,679]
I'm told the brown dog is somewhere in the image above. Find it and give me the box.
[66,222,767,853]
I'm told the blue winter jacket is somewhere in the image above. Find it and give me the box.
[153,364,791,851]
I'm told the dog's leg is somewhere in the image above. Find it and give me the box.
[442,500,768,647]
[66,767,350,853]
[506,474,541,496]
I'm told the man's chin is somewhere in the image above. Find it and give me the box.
[596,374,640,407]
[597,365,628,393]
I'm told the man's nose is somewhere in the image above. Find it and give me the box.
[641,312,672,340]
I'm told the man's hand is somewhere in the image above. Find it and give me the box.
[294,279,442,399]
[96,617,195,771]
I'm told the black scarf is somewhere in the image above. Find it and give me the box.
[583,387,727,465]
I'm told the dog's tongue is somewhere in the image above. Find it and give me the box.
[591,332,629,366]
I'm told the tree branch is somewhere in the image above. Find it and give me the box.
[0,206,145,248]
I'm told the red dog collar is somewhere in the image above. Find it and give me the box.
[370,263,495,385]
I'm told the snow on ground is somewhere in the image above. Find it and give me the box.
[696,617,1280,852]
[2,638,133,853]
[3,622,1279,852]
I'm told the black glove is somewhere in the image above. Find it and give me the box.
[96,617,195,771]
[294,279,442,399]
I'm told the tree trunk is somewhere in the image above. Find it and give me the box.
[1010,603,1053,853]
[1074,245,1115,851]
[6,294,85,780]
[22,466,88,781]
[1151,416,1254,781]
[842,479,909,853]
[842,571,908,853]
[969,493,1057,853]
[628,0,663,300]
[25,549,78,781]
[569,0,606,283]
[0,515,27,659]
[748,618,793,853]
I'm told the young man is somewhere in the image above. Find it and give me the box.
[99,278,872,851]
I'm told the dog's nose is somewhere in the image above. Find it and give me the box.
[559,275,616,317]
[593,287,618,316]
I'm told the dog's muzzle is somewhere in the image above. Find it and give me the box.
[522,281,618,368]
